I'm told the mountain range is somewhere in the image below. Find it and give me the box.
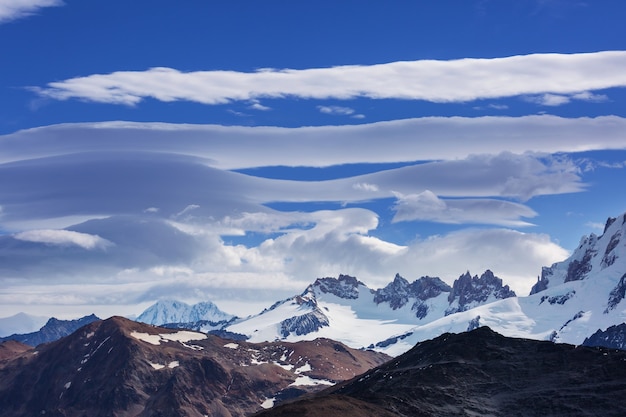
[194,211,626,355]
[3,212,626,358]
[125,212,626,356]
[0,316,388,417]
[1,211,626,415]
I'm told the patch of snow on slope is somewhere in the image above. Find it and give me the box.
[260,398,275,409]
[289,375,334,387]
[130,330,206,347]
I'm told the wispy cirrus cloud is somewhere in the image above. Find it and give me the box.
[0,0,63,24]
[30,51,626,105]
[525,90,610,106]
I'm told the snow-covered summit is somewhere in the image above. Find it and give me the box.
[531,213,626,295]
[136,300,234,326]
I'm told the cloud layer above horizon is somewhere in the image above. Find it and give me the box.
[2,113,624,316]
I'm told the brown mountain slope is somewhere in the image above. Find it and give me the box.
[255,326,626,417]
[0,316,389,417]
[0,340,32,366]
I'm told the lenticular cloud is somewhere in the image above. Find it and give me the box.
[33,51,626,105]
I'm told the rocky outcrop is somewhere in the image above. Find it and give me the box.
[280,310,329,337]
[312,274,364,299]
[445,270,515,315]
[373,274,451,312]
[605,272,626,313]
[583,323,626,350]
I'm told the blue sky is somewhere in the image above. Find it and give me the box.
[1,0,626,318]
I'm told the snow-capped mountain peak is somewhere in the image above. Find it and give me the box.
[531,213,626,295]
[136,299,234,326]
[310,274,365,299]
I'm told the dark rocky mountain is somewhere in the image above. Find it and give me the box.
[0,316,389,417]
[583,323,626,350]
[255,326,626,417]
[0,314,100,346]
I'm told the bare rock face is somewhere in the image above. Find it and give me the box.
[373,274,451,312]
[0,316,389,417]
[445,270,515,315]
[583,323,626,350]
[255,327,626,417]
[313,274,364,299]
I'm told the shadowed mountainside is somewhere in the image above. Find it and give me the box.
[255,326,626,417]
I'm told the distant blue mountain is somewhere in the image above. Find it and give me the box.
[0,314,100,346]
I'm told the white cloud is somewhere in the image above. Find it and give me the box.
[0,0,63,24]
[352,182,379,192]
[391,191,538,227]
[317,105,356,115]
[3,115,626,170]
[0,220,568,317]
[0,115,619,317]
[248,99,271,111]
[526,93,571,106]
[13,229,112,250]
[572,91,609,103]
[31,51,626,105]
[526,90,610,106]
